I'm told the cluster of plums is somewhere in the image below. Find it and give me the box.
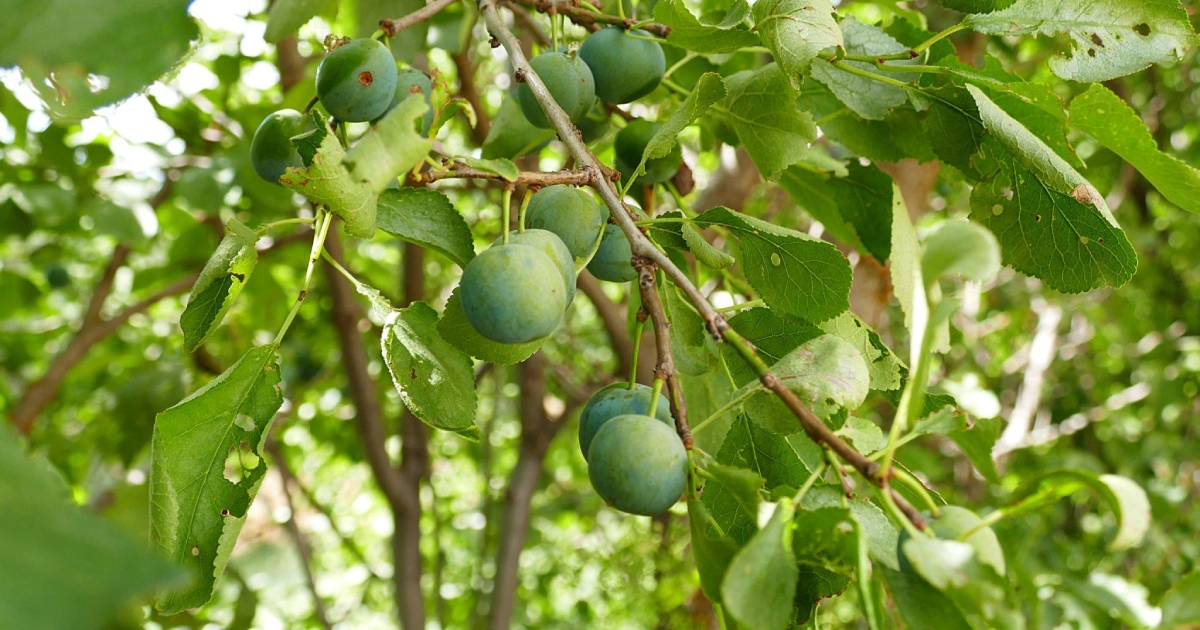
[578,383,687,516]
[250,38,434,184]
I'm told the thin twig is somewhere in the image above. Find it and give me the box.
[381,0,460,36]
[413,164,614,187]
[633,259,692,448]
[513,0,671,37]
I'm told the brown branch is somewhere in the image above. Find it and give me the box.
[632,259,692,448]
[506,2,552,46]
[513,0,671,37]
[381,0,460,36]
[267,440,334,630]
[413,163,615,187]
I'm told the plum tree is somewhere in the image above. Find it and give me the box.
[373,67,434,132]
[578,382,673,458]
[587,414,687,516]
[315,38,398,122]
[249,109,309,184]
[525,185,606,260]
[586,224,637,282]
[578,27,665,104]
[575,99,611,144]
[517,52,595,129]
[614,119,681,186]
[898,506,1007,576]
[506,228,577,304]
[459,242,568,344]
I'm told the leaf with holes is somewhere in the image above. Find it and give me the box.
[281,117,377,239]
[180,228,257,353]
[345,95,435,192]
[751,0,841,89]
[654,0,761,53]
[150,345,284,613]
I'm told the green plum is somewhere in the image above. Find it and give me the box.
[316,38,398,122]
[525,185,606,260]
[517,52,595,129]
[373,67,434,132]
[575,99,612,144]
[578,382,673,458]
[506,229,577,305]
[579,27,666,104]
[615,119,681,186]
[249,109,309,184]
[587,414,687,516]
[44,264,69,289]
[897,506,1007,577]
[586,224,637,282]
[482,96,555,159]
[459,243,568,344]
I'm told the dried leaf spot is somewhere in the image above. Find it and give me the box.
[359,71,374,86]
[1002,186,1014,200]
[1098,237,1105,243]
[991,204,1004,216]
[1034,214,1042,222]
[221,509,231,517]
[1071,183,1104,208]
[1134,23,1151,37]
[1087,48,1097,58]
[1090,33,1105,47]
[1080,236,1090,245]
[191,546,200,557]
[769,252,782,266]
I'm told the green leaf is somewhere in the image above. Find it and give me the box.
[810,18,913,120]
[900,534,1022,629]
[86,199,146,245]
[835,416,885,454]
[683,223,735,269]
[382,302,480,440]
[819,312,902,392]
[376,187,476,268]
[0,426,182,630]
[631,73,726,182]
[281,119,377,239]
[722,501,799,630]
[739,335,871,434]
[921,219,1001,283]
[791,506,856,619]
[180,230,258,352]
[481,97,554,159]
[265,0,334,42]
[437,287,548,365]
[781,161,895,262]
[752,0,841,89]
[687,497,740,603]
[1069,84,1200,214]
[151,345,285,613]
[801,486,899,570]
[704,415,812,543]
[881,567,973,630]
[950,416,1001,483]
[0,0,198,119]
[704,463,765,520]
[345,95,435,192]
[921,85,986,179]
[654,0,762,53]
[1160,571,1200,628]
[964,0,1198,83]
[457,156,520,182]
[1006,470,1150,551]
[723,307,823,387]
[722,64,817,176]
[662,283,721,375]
[697,207,850,323]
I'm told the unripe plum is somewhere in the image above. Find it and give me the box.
[250,109,309,184]
[587,414,687,516]
[579,27,666,104]
[525,185,606,260]
[517,52,595,129]
[586,224,637,282]
[575,99,611,144]
[615,119,681,186]
[373,67,434,132]
[506,229,576,305]
[459,243,568,344]
[578,382,673,458]
[316,38,398,123]
[897,506,1006,576]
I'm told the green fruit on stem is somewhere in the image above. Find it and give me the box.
[575,99,612,144]
[897,506,1006,577]
[316,38,398,123]
[482,96,555,159]
[587,414,687,516]
[525,185,606,260]
[505,228,577,305]
[373,68,434,131]
[587,224,637,282]
[250,109,310,184]
[614,119,680,186]
[459,243,568,344]
[578,382,673,458]
[579,27,666,104]
[517,52,595,129]
[44,265,69,289]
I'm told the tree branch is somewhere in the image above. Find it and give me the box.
[413,163,616,187]
[381,0,461,36]
[633,259,692,448]
[511,0,671,37]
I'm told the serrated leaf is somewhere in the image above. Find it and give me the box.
[682,223,734,269]
[264,0,333,42]
[0,425,182,630]
[798,78,935,163]
[819,312,902,392]
[436,287,548,365]
[1069,84,1200,214]
[345,95,434,192]
[457,156,519,181]
[835,416,886,453]
[704,463,764,520]
[180,232,257,352]
[0,0,198,119]
[687,500,739,607]
[376,187,476,268]
[921,84,986,179]
[722,501,798,630]
[791,506,857,620]
[752,0,841,88]
[802,486,899,570]
[151,345,284,613]
[382,302,480,440]
[281,123,377,239]
[654,0,762,53]
[739,335,871,434]
[697,207,850,322]
[662,283,720,375]
[723,64,816,175]
[881,567,974,630]
[630,73,726,182]
[950,416,1001,483]
[780,161,895,262]
[964,0,1198,83]
[921,219,1001,283]
[811,18,914,120]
